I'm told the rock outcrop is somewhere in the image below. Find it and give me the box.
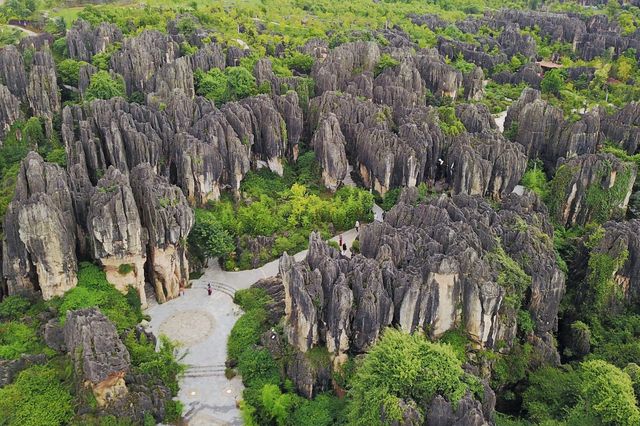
[3,152,78,300]
[87,167,148,307]
[130,164,193,303]
[280,192,564,365]
[64,308,130,406]
[66,19,123,62]
[312,41,380,96]
[0,83,22,141]
[549,153,637,227]
[311,113,348,191]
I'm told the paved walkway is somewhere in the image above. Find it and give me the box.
[146,202,383,425]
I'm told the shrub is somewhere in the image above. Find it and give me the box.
[375,53,399,76]
[0,322,42,360]
[578,359,640,426]
[58,262,142,331]
[0,364,74,426]
[520,162,549,200]
[347,328,471,425]
[227,308,267,363]
[226,66,257,99]
[522,366,581,423]
[125,333,185,396]
[118,263,134,275]
[540,69,565,95]
[188,209,236,259]
[0,295,31,320]
[85,70,126,101]
[57,59,87,86]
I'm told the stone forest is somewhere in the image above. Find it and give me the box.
[3,0,640,425]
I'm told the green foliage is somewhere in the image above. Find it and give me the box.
[228,306,267,364]
[588,314,640,369]
[0,295,31,320]
[579,360,640,426]
[0,321,42,359]
[234,287,271,312]
[522,366,581,423]
[124,333,185,396]
[380,187,401,211]
[520,161,549,200]
[57,262,142,331]
[584,161,634,224]
[226,66,258,99]
[194,67,229,104]
[118,263,134,275]
[487,243,532,309]
[540,69,566,95]
[284,52,314,74]
[375,53,399,76]
[347,328,472,425]
[189,208,235,259]
[291,393,346,426]
[585,226,629,312]
[57,59,88,86]
[85,70,126,101]
[261,383,303,425]
[0,364,74,426]
[437,106,465,136]
[517,309,535,336]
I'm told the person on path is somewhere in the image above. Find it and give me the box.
[355,220,360,232]
[207,283,212,296]
[179,282,185,297]
[342,243,347,253]
[339,234,343,247]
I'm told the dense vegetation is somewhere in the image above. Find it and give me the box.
[0,264,184,425]
[2,0,640,424]
[189,152,374,270]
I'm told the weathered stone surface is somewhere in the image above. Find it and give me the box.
[66,19,123,62]
[463,66,484,101]
[110,30,179,95]
[3,152,77,300]
[27,51,60,135]
[416,48,462,98]
[0,353,46,387]
[281,192,564,363]
[311,113,348,191]
[0,45,27,99]
[549,153,637,227]
[88,167,147,306]
[0,83,22,141]
[312,41,380,96]
[130,164,193,303]
[64,308,130,406]
[505,89,599,173]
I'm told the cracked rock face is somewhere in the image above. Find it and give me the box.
[64,308,130,407]
[0,83,22,142]
[88,167,148,307]
[3,152,77,300]
[280,191,564,364]
[311,113,348,191]
[66,19,123,62]
[130,164,193,303]
[549,153,637,227]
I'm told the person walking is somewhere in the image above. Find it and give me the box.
[355,220,360,233]
[207,283,212,296]
[339,234,343,248]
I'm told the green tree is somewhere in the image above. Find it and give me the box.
[22,117,45,147]
[195,68,229,104]
[85,70,126,101]
[189,209,235,258]
[226,66,257,100]
[347,328,473,425]
[579,360,640,426]
[540,69,565,96]
[57,59,87,87]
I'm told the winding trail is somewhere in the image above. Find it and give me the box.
[146,201,383,425]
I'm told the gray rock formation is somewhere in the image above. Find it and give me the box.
[130,164,193,303]
[0,45,27,99]
[66,19,123,62]
[280,192,564,365]
[505,89,599,173]
[312,41,380,96]
[3,152,77,300]
[88,167,148,307]
[463,66,484,101]
[64,308,130,406]
[0,83,22,141]
[549,153,637,227]
[311,113,348,191]
[416,48,462,98]
[110,30,179,95]
[27,54,61,136]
